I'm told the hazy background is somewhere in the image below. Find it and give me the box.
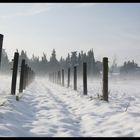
[0,3,140,66]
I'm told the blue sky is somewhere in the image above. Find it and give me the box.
[0,3,140,66]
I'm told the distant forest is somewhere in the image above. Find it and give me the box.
[0,48,140,76]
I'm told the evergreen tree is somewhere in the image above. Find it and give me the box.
[65,53,71,68]
[120,60,139,75]
[40,52,48,74]
[49,49,59,72]
[87,49,96,76]
[59,56,65,70]
[71,51,78,67]
[0,49,10,74]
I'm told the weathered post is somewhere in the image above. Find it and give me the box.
[83,62,87,95]
[11,52,19,95]
[23,64,26,90]
[53,73,54,83]
[74,66,77,90]
[54,72,55,83]
[103,57,108,101]
[55,72,57,84]
[49,73,51,82]
[52,72,54,83]
[28,67,31,85]
[59,70,61,85]
[23,64,28,89]
[0,34,4,68]
[62,69,64,86]
[27,66,30,86]
[30,69,33,84]
[27,66,30,85]
[51,72,53,82]
[19,59,25,93]
[67,67,70,88]
[53,72,55,83]
[26,65,29,87]
[50,73,51,82]
[57,71,59,84]
[51,73,52,83]
[58,70,61,85]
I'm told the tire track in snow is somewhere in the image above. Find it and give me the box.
[36,80,82,137]
[39,80,114,137]
[24,79,82,137]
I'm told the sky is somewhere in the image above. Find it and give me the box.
[0,3,140,66]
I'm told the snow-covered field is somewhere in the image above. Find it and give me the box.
[0,74,140,137]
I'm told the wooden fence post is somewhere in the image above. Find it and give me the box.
[11,52,19,95]
[50,73,52,82]
[0,34,4,68]
[57,71,59,84]
[55,72,57,84]
[26,65,29,87]
[62,69,64,86]
[67,67,70,88]
[83,62,87,95]
[27,65,29,87]
[53,72,55,83]
[52,73,53,82]
[58,70,61,85]
[19,59,25,93]
[74,66,77,90]
[23,64,28,89]
[28,67,31,85]
[23,64,26,90]
[103,57,108,101]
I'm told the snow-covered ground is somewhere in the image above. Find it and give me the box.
[0,74,140,137]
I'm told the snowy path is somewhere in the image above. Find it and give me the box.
[0,76,140,137]
[27,80,82,137]
[0,77,87,137]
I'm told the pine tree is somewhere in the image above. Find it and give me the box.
[49,49,59,72]
[71,51,78,67]
[66,53,71,68]
[40,52,48,74]
[0,49,10,74]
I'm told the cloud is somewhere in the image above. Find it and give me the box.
[0,3,99,19]
[0,3,56,19]
[0,9,47,19]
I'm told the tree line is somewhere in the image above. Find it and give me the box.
[0,48,140,76]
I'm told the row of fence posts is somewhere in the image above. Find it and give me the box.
[11,52,35,97]
[0,34,107,101]
[49,57,108,102]
[0,34,35,97]
[0,34,4,68]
